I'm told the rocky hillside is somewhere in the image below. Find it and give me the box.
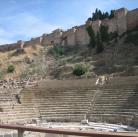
[0,29,138,81]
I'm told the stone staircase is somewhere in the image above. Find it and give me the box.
[0,89,38,124]
[22,87,94,122]
[88,77,138,126]
[89,87,138,124]
[20,76,138,126]
[0,76,137,126]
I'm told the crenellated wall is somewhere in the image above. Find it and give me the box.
[0,7,137,52]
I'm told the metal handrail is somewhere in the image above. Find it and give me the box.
[0,124,137,137]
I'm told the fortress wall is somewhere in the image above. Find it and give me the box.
[42,34,53,46]
[52,29,63,45]
[0,43,20,52]
[62,28,76,46]
[114,8,128,35]
[0,8,137,52]
[101,18,117,33]
[42,29,62,46]
[92,20,101,33]
[42,33,55,45]
[8,43,19,51]
[0,44,9,52]
[30,36,43,46]
[24,40,32,47]
[127,8,138,31]
[75,25,89,45]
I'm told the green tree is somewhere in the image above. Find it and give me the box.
[100,25,109,42]
[90,9,115,21]
[96,32,104,53]
[86,26,96,49]
[109,10,115,19]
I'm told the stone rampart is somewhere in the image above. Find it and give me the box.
[75,25,90,45]
[127,8,138,31]
[62,28,76,46]
[42,29,62,46]
[0,43,20,52]
[92,20,101,33]
[114,8,128,35]
[0,7,137,52]
[101,18,117,33]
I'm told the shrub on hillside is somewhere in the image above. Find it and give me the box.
[48,46,64,58]
[0,70,3,80]
[73,64,87,76]
[7,64,15,73]
[63,45,79,55]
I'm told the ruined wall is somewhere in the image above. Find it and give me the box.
[127,8,138,31]
[75,25,89,45]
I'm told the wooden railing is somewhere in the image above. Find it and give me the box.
[0,124,137,137]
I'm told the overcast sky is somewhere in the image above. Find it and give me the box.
[0,0,137,44]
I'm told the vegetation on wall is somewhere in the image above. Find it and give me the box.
[88,9,115,21]
[99,25,109,42]
[86,25,108,53]
[86,26,96,49]
[96,32,104,53]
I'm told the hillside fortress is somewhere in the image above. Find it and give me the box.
[0,7,138,52]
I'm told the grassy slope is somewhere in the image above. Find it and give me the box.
[0,30,137,80]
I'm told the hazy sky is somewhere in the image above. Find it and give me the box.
[0,0,137,44]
